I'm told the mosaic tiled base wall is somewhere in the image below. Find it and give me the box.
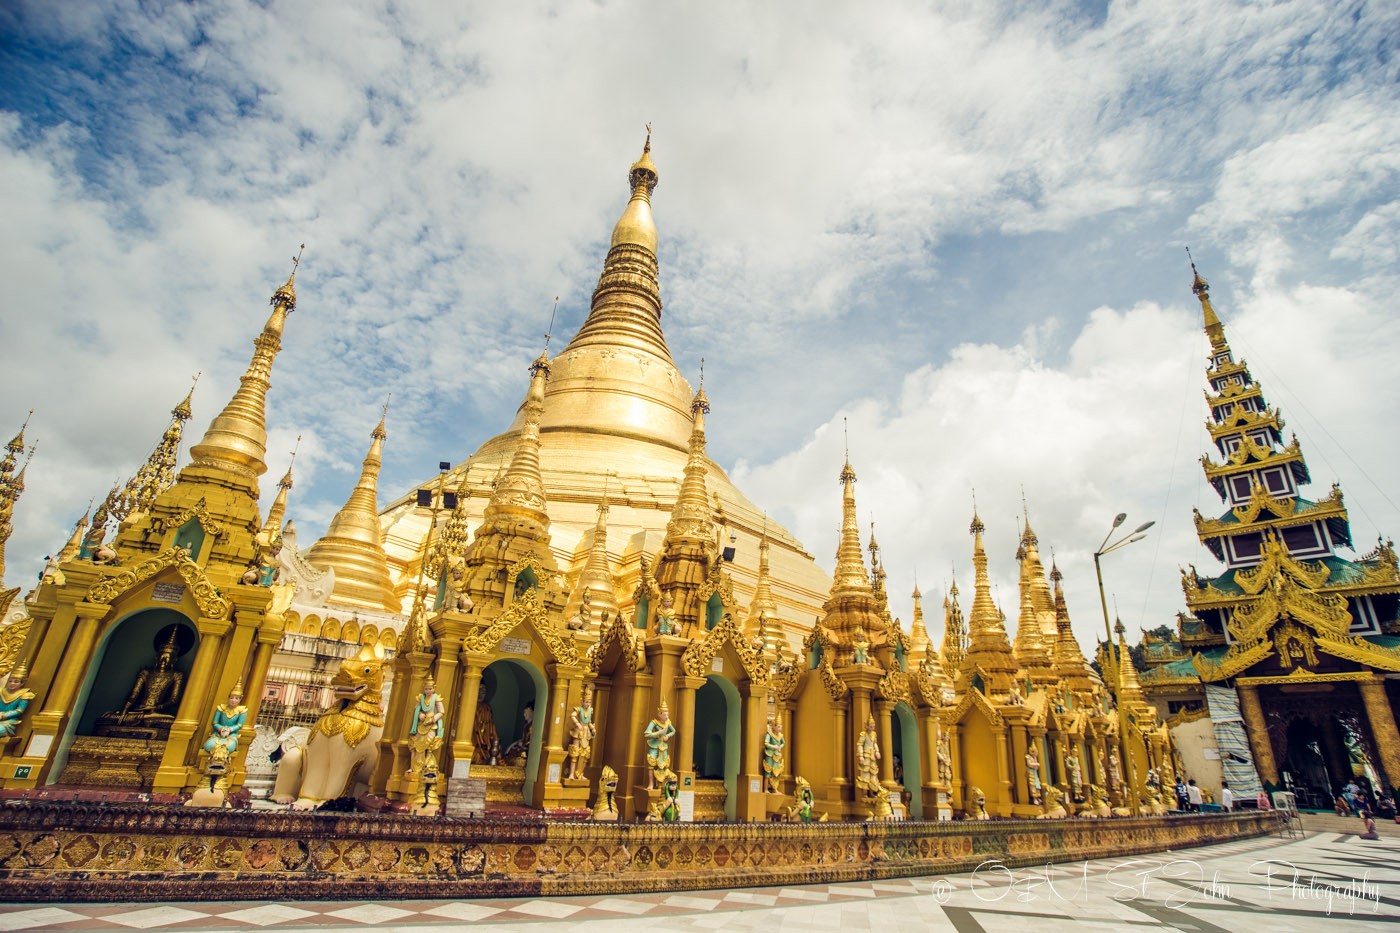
[0,804,1281,902]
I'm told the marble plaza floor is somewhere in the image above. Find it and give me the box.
[0,825,1394,933]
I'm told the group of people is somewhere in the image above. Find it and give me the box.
[1173,776,1235,812]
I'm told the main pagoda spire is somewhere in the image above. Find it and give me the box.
[564,129,670,362]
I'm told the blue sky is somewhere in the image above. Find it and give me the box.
[3,0,1399,649]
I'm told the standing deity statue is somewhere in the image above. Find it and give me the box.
[565,685,596,780]
[1066,751,1084,800]
[643,699,676,789]
[1025,746,1043,805]
[762,717,785,793]
[655,592,679,636]
[0,665,35,738]
[408,674,445,775]
[937,732,953,786]
[855,714,881,796]
[201,682,248,755]
[1107,747,1122,790]
[851,626,870,665]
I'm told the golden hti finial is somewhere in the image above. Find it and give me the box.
[543,296,560,352]
[174,373,199,421]
[644,122,652,153]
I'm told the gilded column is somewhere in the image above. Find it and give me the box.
[1359,678,1400,790]
[451,658,487,766]
[38,601,110,721]
[826,701,848,808]
[874,699,896,789]
[994,729,1013,817]
[1235,682,1278,786]
[673,674,705,781]
[154,613,232,792]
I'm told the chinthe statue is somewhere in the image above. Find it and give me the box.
[591,765,619,821]
[0,664,35,739]
[565,684,596,781]
[271,644,387,809]
[643,699,676,790]
[786,775,828,822]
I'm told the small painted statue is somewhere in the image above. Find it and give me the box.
[855,714,881,796]
[655,592,679,636]
[937,732,953,786]
[643,699,676,789]
[565,685,596,780]
[851,626,870,665]
[408,675,445,777]
[202,682,248,755]
[965,785,989,820]
[646,769,680,822]
[762,716,785,793]
[0,665,35,738]
[1025,746,1043,805]
[787,775,828,822]
[1065,752,1083,800]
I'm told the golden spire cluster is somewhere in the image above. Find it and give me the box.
[305,412,399,614]
[1049,561,1095,697]
[0,414,34,585]
[941,579,966,676]
[186,248,302,487]
[112,380,197,522]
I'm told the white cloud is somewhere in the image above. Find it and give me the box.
[1,0,1398,653]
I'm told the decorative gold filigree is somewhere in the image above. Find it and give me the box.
[1314,634,1400,673]
[802,625,848,701]
[165,498,226,538]
[948,683,1004,728]
[462,589,578,665]
[680,611,767,684]
[875,667,910,702]
[0,614,31,674]
[1191,639,1273,683]
[588,608,643,674]
[85,547,230,619]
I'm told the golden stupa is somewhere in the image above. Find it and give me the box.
[378,134,831,641]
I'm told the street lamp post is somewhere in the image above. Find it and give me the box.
[1093,512,1154,815]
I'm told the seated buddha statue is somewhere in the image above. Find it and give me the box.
[95,630,185,736]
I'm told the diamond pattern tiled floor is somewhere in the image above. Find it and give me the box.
[0,831,1394,931]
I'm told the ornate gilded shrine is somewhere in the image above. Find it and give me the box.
[0,272,300,796]
[0,136,1162,830]
[1137,260,1400,806]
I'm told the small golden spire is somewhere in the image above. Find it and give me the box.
[664,385,714,543]
[484,354,552,533]
[259,436,299,542]
[1187,247,1227,351]
[305,413,399,613]
[187,258,302,484]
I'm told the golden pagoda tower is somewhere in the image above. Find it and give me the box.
[305,415,400,614]
[907,583,931,669]
[258,456,294,545]
[959,511,1020,698]
[745,528,781,651]
[565,491,621,629]
[1135,255,1400,801]
[1013,529,1055,688]
[651,386,719,633]
[1049,561,1096,699]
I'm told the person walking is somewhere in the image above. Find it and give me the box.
[1187,779,1202,813]
[1220,781,1234,811]
[1175,777,1190,811]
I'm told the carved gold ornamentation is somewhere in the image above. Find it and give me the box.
[802,626,848,701]
[0,615,31,675]
[1191,640,1272,683]
[948,683,1004,728]
[681,611,767,683]
[165,499,226,539]
[588,607,643,674]
[1314,634,1400,673]
[464,589,580,666]
[86,547,231,620]
[875,668,910,702]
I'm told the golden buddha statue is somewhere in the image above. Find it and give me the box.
[96,630,184,736]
